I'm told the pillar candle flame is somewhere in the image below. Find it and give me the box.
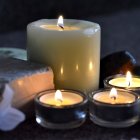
[57,15,64,30]
[55,90,63,106]
[109,88,118,100]
[126,71,132,87]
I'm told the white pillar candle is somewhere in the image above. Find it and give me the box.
[27,16,100,93]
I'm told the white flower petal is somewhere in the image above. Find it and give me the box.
[0,107,25,131]
[0,84,14,112]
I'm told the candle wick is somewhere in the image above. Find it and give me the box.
[56,98,63,106]
[111,96,116,101]
[57,98,63,103]
[128,81,130,87]
[59,25,64,30]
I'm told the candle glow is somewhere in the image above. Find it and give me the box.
[57,15,64,30]
[108,72,140,88]
[93,88,135,104]
[55,90,63,106]
[126,71,132,87]
[109,88,118,101]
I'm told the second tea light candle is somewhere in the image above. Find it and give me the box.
[104,71,140,93]
[89,88,140,128]
[27,16,100,93]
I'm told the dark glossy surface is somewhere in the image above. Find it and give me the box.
[133,65,140,76]
[1,118,140,140]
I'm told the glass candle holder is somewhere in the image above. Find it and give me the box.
[89,89,140,128]
[35,89,88,129]
[104,74,140,94]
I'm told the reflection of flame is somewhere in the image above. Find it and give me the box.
[89,61,93,71]
[126,71,132,87]
[60,66,63,75]
[76,64,79,71]
[109,88,118,100]
[55,90,63,106]
[18,80,23,86]
[57,15,64,29]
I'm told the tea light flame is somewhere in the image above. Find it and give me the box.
[126,71,132,87]
[57,15,64,30]
[109,88,118,100]
[55,90,63,106]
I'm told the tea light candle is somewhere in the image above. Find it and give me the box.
[89,88,140,128]
[39,90,83,106]
[35,90,88,129]
[27,16,100,93]
[104,71,140,92]
[93,88,135,104]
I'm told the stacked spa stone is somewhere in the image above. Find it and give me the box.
[0,48,54,117]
